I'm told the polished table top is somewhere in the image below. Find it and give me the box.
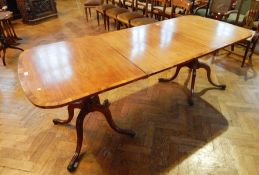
[100,16,252,74]
[18,37,146,108]
[18,16,253,108]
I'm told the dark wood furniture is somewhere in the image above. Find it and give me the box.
[84,0,103,21]
[0,11,23,65]
[18,16,252,172]
[4,0,22,19]
[16,0,58,24]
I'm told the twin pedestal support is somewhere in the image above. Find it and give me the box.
[53,58,226,172]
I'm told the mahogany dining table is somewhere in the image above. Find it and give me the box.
[18,16,252,172]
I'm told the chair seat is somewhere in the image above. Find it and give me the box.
[96,4,116,12]
[0,11,13,20]
[130,17,158,26]
[153,6,164,14]
[117,12,143,24]
[85,0,102,6]
[195,8,207,17]
[226,13,245,25]
[106,8,129,18]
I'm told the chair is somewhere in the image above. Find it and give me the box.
[150,0,169,20]
[106,0,130,30]
[84,0,103,21]
[229,0,259,67]
[164,0,192,18]
[190,0,208,13]
[117,0,146,29]
[225,0,252,25]
[135,0,151,16]
[194,0,232,20]
[123,0,134,9]
[96,0,116,29]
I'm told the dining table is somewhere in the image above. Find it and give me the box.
[18,15,252,172]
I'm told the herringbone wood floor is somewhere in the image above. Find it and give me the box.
[0,0,259,174]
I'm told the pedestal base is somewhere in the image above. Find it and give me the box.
[53,95,135,172]
[159,59,226,105]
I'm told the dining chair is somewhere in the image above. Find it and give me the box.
[135,0,152,16]
[229,0,259,67]
[84,0,103,21]
[225,0,251,25]
[96,0,116,29]
[194,0,232,20]
[150,0,169,20]
[106,0,130,30]
[164,0,192,18]
[117,0,146,29]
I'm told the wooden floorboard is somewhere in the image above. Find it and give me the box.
[0,0,259,174]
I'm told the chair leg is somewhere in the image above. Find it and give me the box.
[104,14,107,30]
[2,47,6,66]
[85,8,89,21]
[117,22,121,30]
[249,41,257,58]
[107,16,110,31]
[114,19,117,29]
[241,42,251,67]
[89,8,91,18]
[231,44,234,51]
[97,11,100,26]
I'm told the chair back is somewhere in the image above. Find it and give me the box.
[236,0,252,15]
[151,0,167,6]
[150,0,168,20]
[172,0,192,15]
[243,0,259,28]
[210,0,232,15]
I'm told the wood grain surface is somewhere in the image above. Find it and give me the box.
[18,16,252,109]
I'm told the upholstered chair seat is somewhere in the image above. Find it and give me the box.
[130,17,158,27]
[106,8,129,18]
[117,12,144,25]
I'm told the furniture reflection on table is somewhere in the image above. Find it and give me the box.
[18,16,252,172]
[0,11,23,66]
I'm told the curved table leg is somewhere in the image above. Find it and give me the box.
[55,96,135,172]
[198,62,226,90]
[9,45,24,51]
[188,64,197,106]
[95,99,135,137]
[67,104,89,172]
[159,65,182,82]
[53,101,83,125]
[158,59,226,105]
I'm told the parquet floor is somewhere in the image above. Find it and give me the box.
[0,0,259,174]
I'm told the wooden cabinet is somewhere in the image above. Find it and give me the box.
[16,0,58,24]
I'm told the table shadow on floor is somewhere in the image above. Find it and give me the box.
[78,82,229,175]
